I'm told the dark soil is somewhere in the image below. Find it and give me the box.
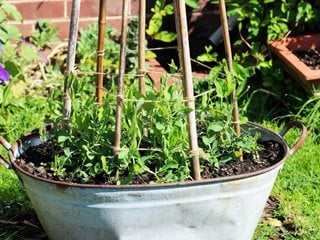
[202,140,284,179]
[16,139,284,184]
[293,49,320,70]
[17,138,61,180]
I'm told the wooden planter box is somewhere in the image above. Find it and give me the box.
[269,34,320,96]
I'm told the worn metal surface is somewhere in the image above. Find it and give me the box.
[1,122,307,240]
[18,165,281,240]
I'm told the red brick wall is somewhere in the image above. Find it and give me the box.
[7,0,139,40]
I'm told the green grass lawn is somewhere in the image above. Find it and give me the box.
[0,166,42,239]
[254,128,320,240]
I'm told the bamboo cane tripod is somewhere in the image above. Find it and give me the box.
[65,0,241,181]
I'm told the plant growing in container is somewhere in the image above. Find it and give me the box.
[269,34,320,96]
[0,0,307,240]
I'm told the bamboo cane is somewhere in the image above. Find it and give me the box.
[114,0,130,156]
[63,0,81,128]
[138,0,146,94]
[96,0,107,104]
[218,0,242,160]
[174,0,201,180]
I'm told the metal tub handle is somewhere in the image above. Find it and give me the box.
[279,121,308,155]
[0,136,11,169]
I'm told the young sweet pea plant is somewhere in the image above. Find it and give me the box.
[38,66,260,184]
[9,0,274,187]
[17,0,263,185]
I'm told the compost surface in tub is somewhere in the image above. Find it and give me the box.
[16,139,285,185]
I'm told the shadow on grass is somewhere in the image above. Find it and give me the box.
[254,196,302,240]
[0,167,47,240]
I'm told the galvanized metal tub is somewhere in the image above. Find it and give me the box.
[0,122,307,240]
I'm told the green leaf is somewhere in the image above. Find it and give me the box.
[1,2,23,21]
[185,0,200,9]
[161,160,179,171]
[118,148,130,159]
[146,12,162,36]
[240,116,249,124]
[223,68,236,97]
[20,43,40,62]
[0,28,8,42]
[3,60,20,77]
[155,0,166,11]
[1,24,21,40]
[208,124,223,132]
[58,135,69,143]
[234,151,242,158]
[203,136,215,145]
[0,13,4,23]
[214,79,224,98]
[197,52,218,62]
[63,148,72,157]
[182,107,193,115]
[0,87,3,104]
[154,31,177,42]
[94,162,101,174]
[163,4,174,15]
[100,156,109,173]
[155,122,165,130]
[133,164,142,174]
[146,50,157,59]
[85,163,93,168]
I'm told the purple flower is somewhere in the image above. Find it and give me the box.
[0,64,10,85]
[0,43,10,85]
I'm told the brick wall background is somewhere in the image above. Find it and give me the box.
[8,0,139,40]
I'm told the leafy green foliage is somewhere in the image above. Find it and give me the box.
[47,65,260,184]
[29,20,59,49]
[185,0,200,9]
[290,96,320,142]
[202,0,320,96]
[50,96,116,182]
[49,80,190,184]
[0,3,62,143]
[77,23,120,82]
[197,46,219,63]
[194,61,259,167]
[126,18,139,72]
[0,2,22,43]
[76,20,140,83]
[0,83,61,142]
[194,58,254,99]
[145,0,199,43]
[146,0,177,43]
[219,0,318,41]
[0,7,62,95]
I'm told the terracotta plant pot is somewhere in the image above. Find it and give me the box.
[269,34,320,96]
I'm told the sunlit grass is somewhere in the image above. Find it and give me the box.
[254,128,320,239]
[0,165,40,239]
